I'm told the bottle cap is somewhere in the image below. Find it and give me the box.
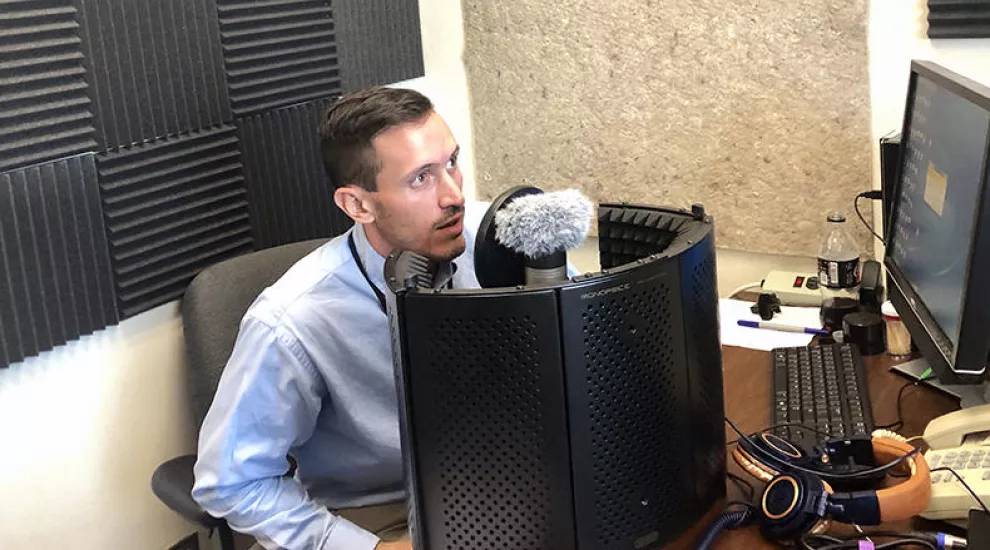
[827,212,846,223]
[881,300,900,321]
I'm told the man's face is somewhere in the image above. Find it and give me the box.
[367,111,465,261]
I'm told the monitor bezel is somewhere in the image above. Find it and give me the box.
[884,60,990,384]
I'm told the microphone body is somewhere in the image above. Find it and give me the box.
[524,250,567,285]
[494,189,593,285]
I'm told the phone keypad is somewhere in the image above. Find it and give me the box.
[922,447,990,520]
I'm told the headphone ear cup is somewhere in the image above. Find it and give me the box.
[757,471,829,541]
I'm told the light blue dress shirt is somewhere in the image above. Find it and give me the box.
[192,202,486,550]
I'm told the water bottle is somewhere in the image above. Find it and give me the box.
[817,212,860,302]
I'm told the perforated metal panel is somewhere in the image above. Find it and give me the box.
[681,239,727,512]
[394,206,723,550]
[399,291,575,550]
[560,267,694,550]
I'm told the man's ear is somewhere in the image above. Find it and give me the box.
[334,186,376,224]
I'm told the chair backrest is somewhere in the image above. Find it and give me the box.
[183,238,329,432]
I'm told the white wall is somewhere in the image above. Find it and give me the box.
[399,0,476,201]
[868,0,990,256]
[0,2,473,549]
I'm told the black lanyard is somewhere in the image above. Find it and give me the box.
[348,233,387,314]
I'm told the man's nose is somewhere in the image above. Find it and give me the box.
[438,170,464,208]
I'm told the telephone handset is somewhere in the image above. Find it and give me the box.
[925,404,990,450]
[920,403,990,520]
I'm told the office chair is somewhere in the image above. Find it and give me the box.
[151,238,330,550]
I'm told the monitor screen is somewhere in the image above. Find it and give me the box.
[888,73,990,361]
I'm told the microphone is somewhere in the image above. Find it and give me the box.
[493,189,593,285]
[384,250,458,290]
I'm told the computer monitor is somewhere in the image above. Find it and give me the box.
[884,60,990,403]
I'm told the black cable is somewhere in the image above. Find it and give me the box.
[876,375,937,432]
[798,534,843,549]
[798,531,941,550]
[723,499,755,510]
[823,542,934,550]
[725,417,922,479]
[855,191,886,245]
[726,421,835,448]
[692,501,755,550]
[932,466,990,516]
[766,421,836,438]
[758,421,837,439]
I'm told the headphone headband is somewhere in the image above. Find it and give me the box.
[871,437,931,522]
[734,432,930,527]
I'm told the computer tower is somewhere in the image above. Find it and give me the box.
[385,203,725,550]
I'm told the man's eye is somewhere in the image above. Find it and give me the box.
[446,156,458,170]
[413,172,430,187]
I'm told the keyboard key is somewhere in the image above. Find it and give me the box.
[770,344,873,444]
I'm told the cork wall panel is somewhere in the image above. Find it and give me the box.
[465,1,873,256]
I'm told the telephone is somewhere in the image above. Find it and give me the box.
[920,403,990,520]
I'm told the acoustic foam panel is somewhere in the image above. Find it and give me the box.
[237,98,351,249]
[466,0,873,257]
[97,125,254,319]
[78,0,231,149]
[928,0,990,39]
[333,0,425,92]
[216,0,341,117]
[0,154,117,368]
[0,0,97,173]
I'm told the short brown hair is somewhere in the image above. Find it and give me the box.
[319,87,434,191]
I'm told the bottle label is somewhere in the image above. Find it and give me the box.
[818,258,859,288]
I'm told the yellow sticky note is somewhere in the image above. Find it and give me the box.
[925,162,947,216]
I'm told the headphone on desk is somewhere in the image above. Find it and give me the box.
[732,429,932,541]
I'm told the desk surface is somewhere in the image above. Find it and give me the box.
[702,345,961,549]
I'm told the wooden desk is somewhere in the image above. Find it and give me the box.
[705,345,960,549]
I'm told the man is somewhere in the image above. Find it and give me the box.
[192,87,485,550]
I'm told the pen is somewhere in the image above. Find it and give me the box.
[737,319,830,336]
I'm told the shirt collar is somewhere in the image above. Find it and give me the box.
[351,224,464,290]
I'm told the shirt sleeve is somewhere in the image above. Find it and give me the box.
[192,316,380,550]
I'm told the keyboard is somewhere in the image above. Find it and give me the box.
[771,343,875,442]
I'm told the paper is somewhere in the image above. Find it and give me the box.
[718,298,824,351]
[925,161,948,216]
